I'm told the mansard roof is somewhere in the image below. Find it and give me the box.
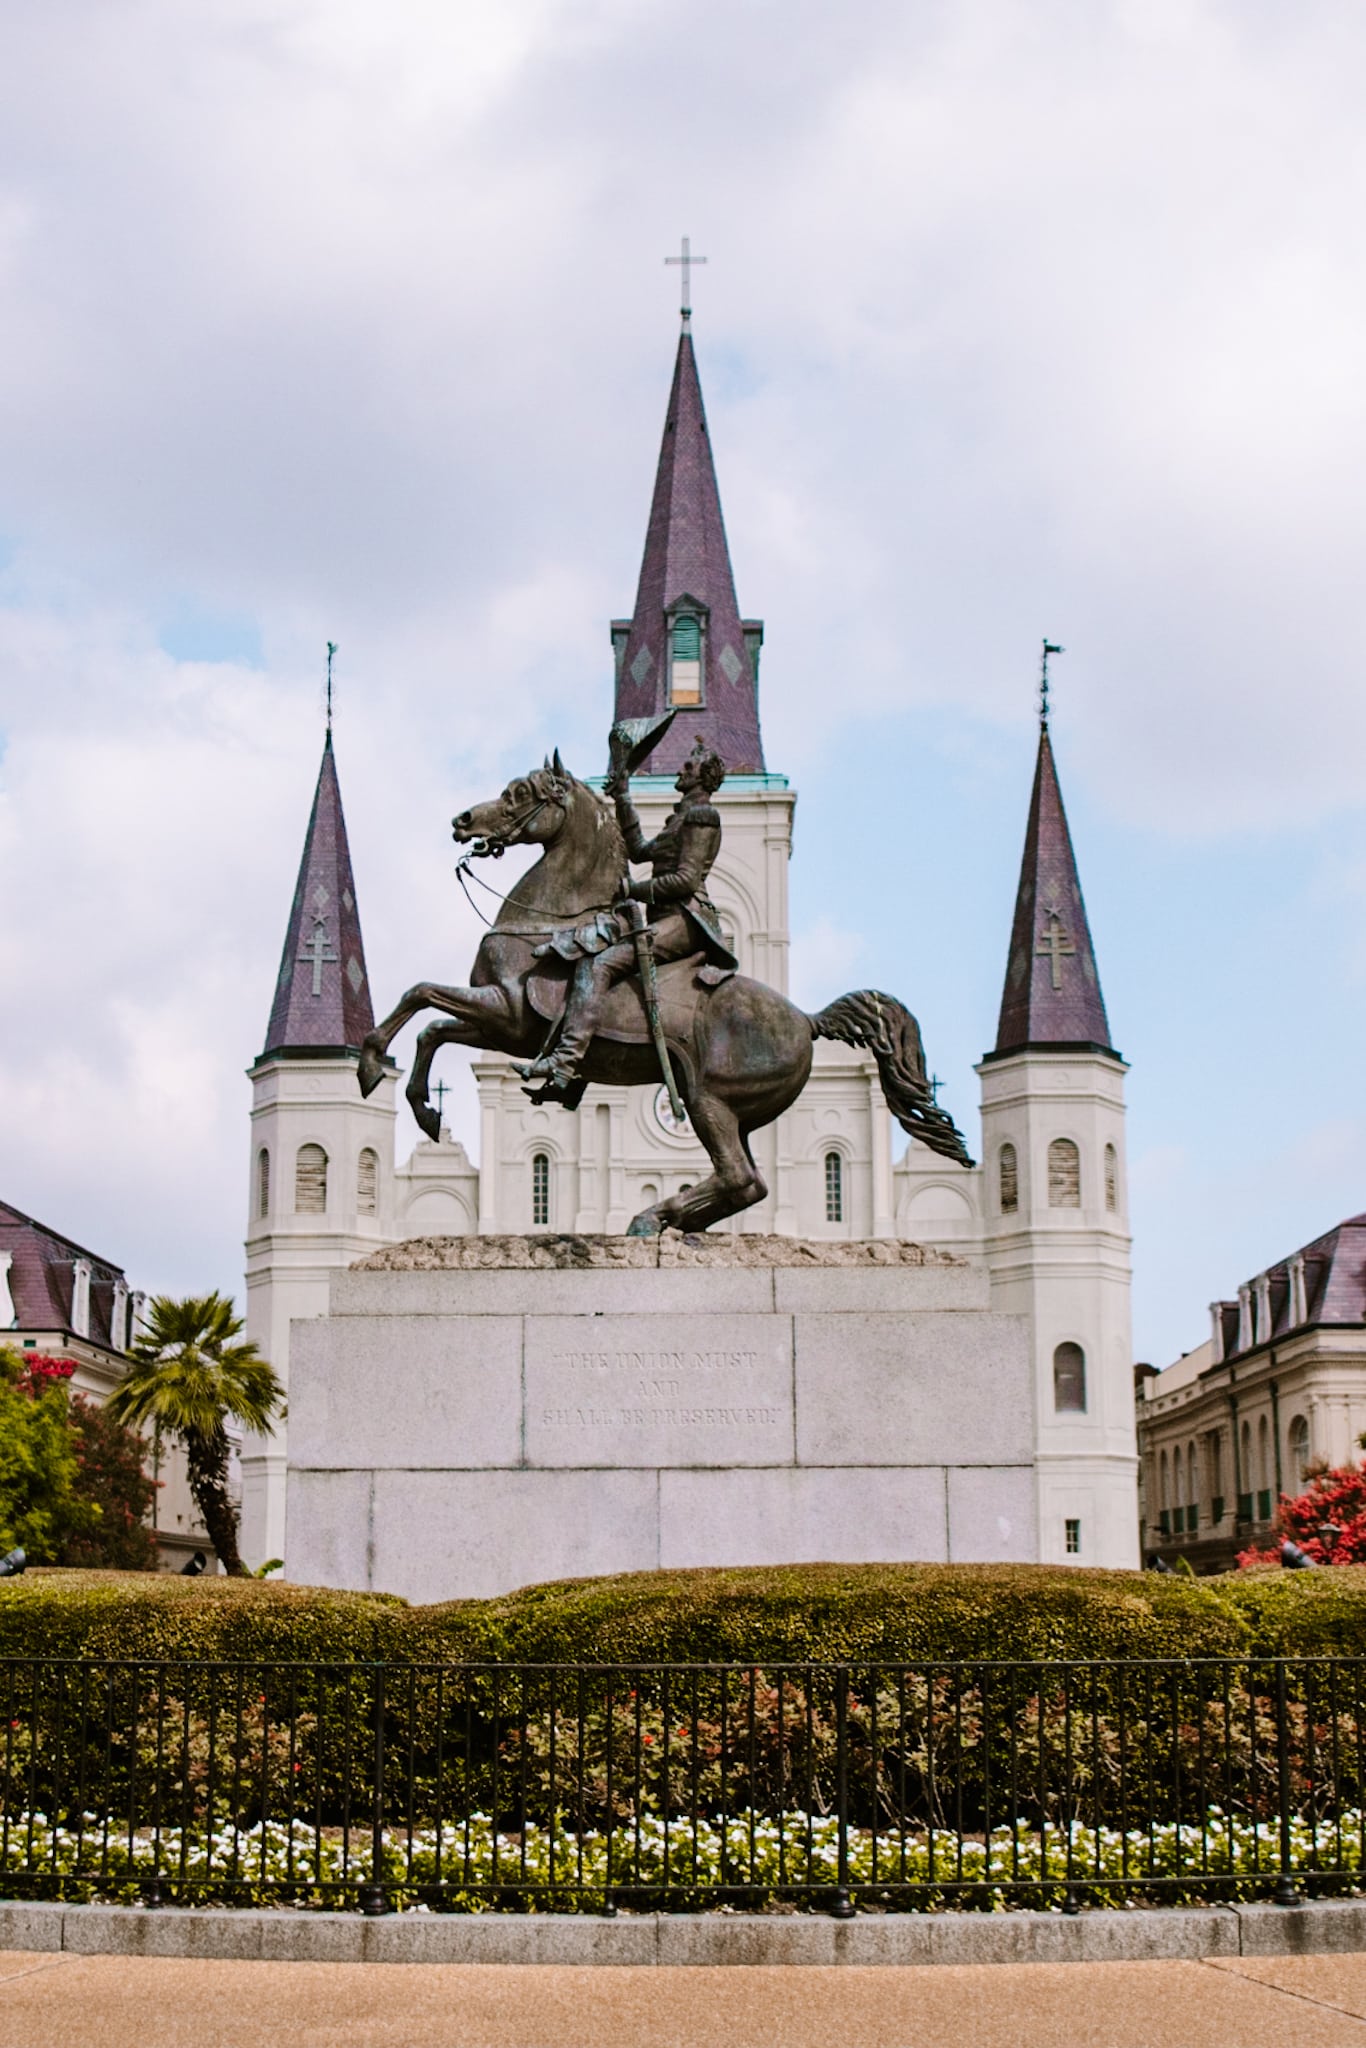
[260,732,375,1060]
[611,328,765,774]
[1212,1214,1366,1360]
[990,724,1116,1059]
[0,1199,128,1350]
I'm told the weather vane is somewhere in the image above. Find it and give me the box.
[325,642,337,733]
[1039,639,1063,731]
[665,236,707,326]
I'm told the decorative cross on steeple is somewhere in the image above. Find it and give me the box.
[665,236,707,325]
[432,1078,449,1125]
[299,916,338,997]
[325,642,337,734]
[1036,907,1076,990]
[1039,639,1063,731]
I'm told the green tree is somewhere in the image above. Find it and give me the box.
[0,1347,89,1561]
[56,1396,159,1570]
[106,1294,284,1577]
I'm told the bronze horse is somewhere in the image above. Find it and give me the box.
[357,757,972,1236]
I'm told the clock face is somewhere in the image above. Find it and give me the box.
[653,1085,692,1136]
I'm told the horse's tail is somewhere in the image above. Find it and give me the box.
[809,990,975,1168]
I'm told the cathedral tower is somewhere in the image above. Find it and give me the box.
[240,729,396,1566]
[977,709,1138,1567]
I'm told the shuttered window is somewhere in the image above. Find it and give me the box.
[1048,1138,1081,1207]
[257,1148,270,1220]
[669,613,702,706]
[357,1148,378,1216]
[295,1144,327,1214]
[1104,1143,1118,1212]
[999,1143,1018,1214]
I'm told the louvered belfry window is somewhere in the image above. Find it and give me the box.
[669,613,702,706]
[532,1152,551,1228]
[357,1148,378,1216]
[1104,1143,1118,1212]
[295,1144,328,1214]
[257,1148,270,1220]
[824,1151,843,1224]
[999,1143,1019,1214]
[1048,1138,1081,1207]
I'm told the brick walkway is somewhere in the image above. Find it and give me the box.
[4,1951,1366,2047]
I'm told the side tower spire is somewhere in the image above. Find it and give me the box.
[242,669,396,1571]
[977,655,1136,1570]
[610,318,765,773]
[261,730,375,1058]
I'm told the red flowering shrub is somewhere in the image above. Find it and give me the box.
[18,1355,76,1392]
[1236,1460,1366,1567]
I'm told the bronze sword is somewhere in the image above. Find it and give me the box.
[623,901,685,1125]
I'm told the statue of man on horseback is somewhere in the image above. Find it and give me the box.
[356,712,972,1238]
[514,729,736,1102]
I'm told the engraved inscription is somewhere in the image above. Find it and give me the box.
[542,1345,776,1430]
[524,1315,793,1468]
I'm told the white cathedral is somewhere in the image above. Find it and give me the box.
[241,322,1139,1575]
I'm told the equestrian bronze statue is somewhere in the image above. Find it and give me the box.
[357,711,972,1237]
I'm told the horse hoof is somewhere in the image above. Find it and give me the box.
[357,1041,384,1098]
[411,1101,441,1142]
[625,1211,662,1238]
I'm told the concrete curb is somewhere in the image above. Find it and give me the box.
[2,1897,1366,1965]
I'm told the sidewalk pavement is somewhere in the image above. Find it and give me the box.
[4,1950,1366,2048]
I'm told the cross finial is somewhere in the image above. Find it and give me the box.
[1039,639,1063,732]
[664,236,707,326]
[325,642,338,734]
[432,1078,449,1127]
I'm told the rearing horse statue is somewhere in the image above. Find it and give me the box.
[357,752,972,1237]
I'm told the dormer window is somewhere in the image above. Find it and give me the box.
[668,611,703,707]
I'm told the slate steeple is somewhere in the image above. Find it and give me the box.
[611,328,765,773]
[992,722,1116,1059]
[261,732,375,1058]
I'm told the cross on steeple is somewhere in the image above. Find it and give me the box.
[1039,639,1063,731]
[432,1078,449,1125]
[1036,907,1076,991]
[325,642,337,734]
[299,916,338,997]
[665,236,707,325]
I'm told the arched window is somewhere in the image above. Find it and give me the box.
[1240,1419,1252,1495]
[295,1144,327,1214]
[1257,1414,1270,1492]
[531,1152,551,1228]
[999,1143,1019,1214]
[824,1151,843,1223]
[1048,1138,1081,1207]
[1053,1341,1086,1412]
[256,1147,270,1220]
[1159,1449,1169,1511]
[1289,1415,1310,1489]
[357,1148,378,1216]
[669,611,703,706]
[1104,1143,1118,1212]
[1187,1441,1199,1508]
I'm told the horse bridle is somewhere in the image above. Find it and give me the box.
[455,784,621,931]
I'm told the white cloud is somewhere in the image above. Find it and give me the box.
[2,0,1365,1328]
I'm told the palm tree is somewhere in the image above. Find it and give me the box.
[107,1293,284,1577]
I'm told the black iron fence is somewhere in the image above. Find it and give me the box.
[2,1656,1364,1914]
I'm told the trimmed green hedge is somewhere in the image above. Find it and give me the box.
[7,1560,1364,1666]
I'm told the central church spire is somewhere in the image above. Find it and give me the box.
[611,327,765,773]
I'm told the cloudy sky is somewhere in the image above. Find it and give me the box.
[2,0,1364,1369]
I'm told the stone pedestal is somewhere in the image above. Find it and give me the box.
[285,1236,1036,1600]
